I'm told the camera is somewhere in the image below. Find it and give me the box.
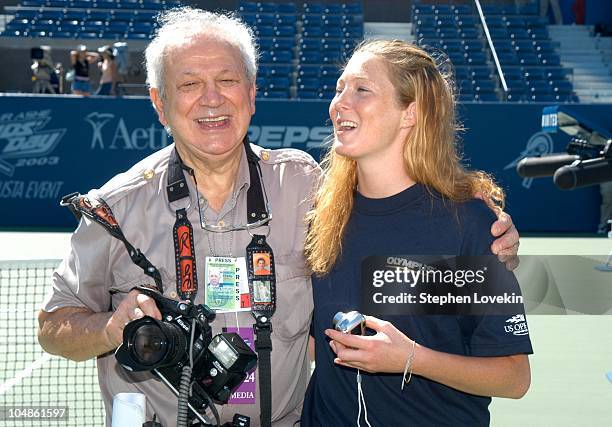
[115,286,257,411]
[333,311,366,335]
[517,105,612,190]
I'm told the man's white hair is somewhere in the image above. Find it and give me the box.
[145,7,258,97]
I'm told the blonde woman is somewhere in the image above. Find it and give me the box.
[302,40,532,426]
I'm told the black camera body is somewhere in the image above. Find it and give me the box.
[116,286,257,408]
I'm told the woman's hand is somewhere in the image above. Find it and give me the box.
[326,316,414,373]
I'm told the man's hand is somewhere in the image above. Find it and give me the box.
[104,289,162,349]
[38,289,163,361]
[490,211,520,271]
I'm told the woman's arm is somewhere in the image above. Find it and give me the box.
[326,316,531,399]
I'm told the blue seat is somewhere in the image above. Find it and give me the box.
[458,79,473,94]
[134,11,157,21]
[2,29,28,36]
[459,27,480,39]
[112,10,135,21]
[539,54,560,66]
[131,21,153,33]
[454,66,469,80]
[95,0,118,9]
[87,10,110,21]
[38,10,64,20]
[15,10,38,20]
[546,67,572,80]
[6,19,31,32]
[523,68,546,81]
[46,0,67,7]
[453,5,472,15]
[300,50,322,64]
[274,25,295,37]
[70,0,94,8]
[551,80,573,94]
[107,21,130,32]
[267,76,291,89]
[255,25,275,37]
[260,90,290,99]
[297,90,323,99]
[473,79,496,92]
[126,32,150,39]
[324,4,342,14]
[319,65,338,77]
[470,67,491,79]
[474,92,498,102]
[297,65,320,78]
[458,93,476,102]
[256,76,266,87]
[63,10,87,21]
[141,0,164,11]
[302,27,324,38]
[276,14,297,25]
[54,30,75,38]
[32,21,57,32]
[118,0,141,8]
[30,30,52,38]
[82,21,106,32]
[519,53,540,66]
[526,80,551,94]
[255,13,276,26]
[60,20,81,32]
[466,51,487,65]
[455,15,478,27]
[303,3,324,14]
[296,77,319,91]
[528,93,555,102]
[21,0,45,6]
[528,27,548,39]
[322,14,343,26]
[238,2,257,13]
[78,31,101,38]
[343,2,363,14]
[278,3,296,14]
[267,64,292,76]
[102,29,126,39]
[488,27,509,39]
[270,50,293,63]
[258,2,279,13]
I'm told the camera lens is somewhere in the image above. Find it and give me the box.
[133,324,167,365]
[128,318,187,368]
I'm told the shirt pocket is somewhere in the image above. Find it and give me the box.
[272,252,313,342]
[109,267,174,310]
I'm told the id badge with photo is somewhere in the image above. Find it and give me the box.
[204,256,250,312]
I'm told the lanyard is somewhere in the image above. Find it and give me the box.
[166,140,276,427]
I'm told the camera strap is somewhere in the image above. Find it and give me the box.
[167,141,276,427]
[246,234,275,427]
[60,192,164,294]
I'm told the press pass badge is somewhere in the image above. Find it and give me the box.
[205,257,249,313]
[246,235,276,316]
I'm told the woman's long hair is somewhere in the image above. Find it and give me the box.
[305,39,504,276]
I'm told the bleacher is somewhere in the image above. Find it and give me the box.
[2,0,173,40]
[1,1,365,100]
[238,1,363,100]
[412,2,578,103]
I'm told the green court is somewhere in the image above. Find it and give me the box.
[0,234,610,426]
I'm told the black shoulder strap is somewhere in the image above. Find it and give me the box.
[167,148,192,203]
[244,140,269,224]
[60,192,164,293]
[167,140,269,224]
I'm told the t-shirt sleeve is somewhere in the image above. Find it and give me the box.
[41,215,114,313]
[457,199,533,357]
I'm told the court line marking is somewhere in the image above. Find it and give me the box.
[0,353,52,395]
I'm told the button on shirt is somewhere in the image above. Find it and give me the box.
[42,143,320,427]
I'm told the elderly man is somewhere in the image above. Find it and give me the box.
[37,7,520,427]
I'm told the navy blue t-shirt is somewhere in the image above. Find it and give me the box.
[302,183,533,427]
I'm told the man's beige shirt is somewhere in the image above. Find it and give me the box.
[42,143,320,426]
